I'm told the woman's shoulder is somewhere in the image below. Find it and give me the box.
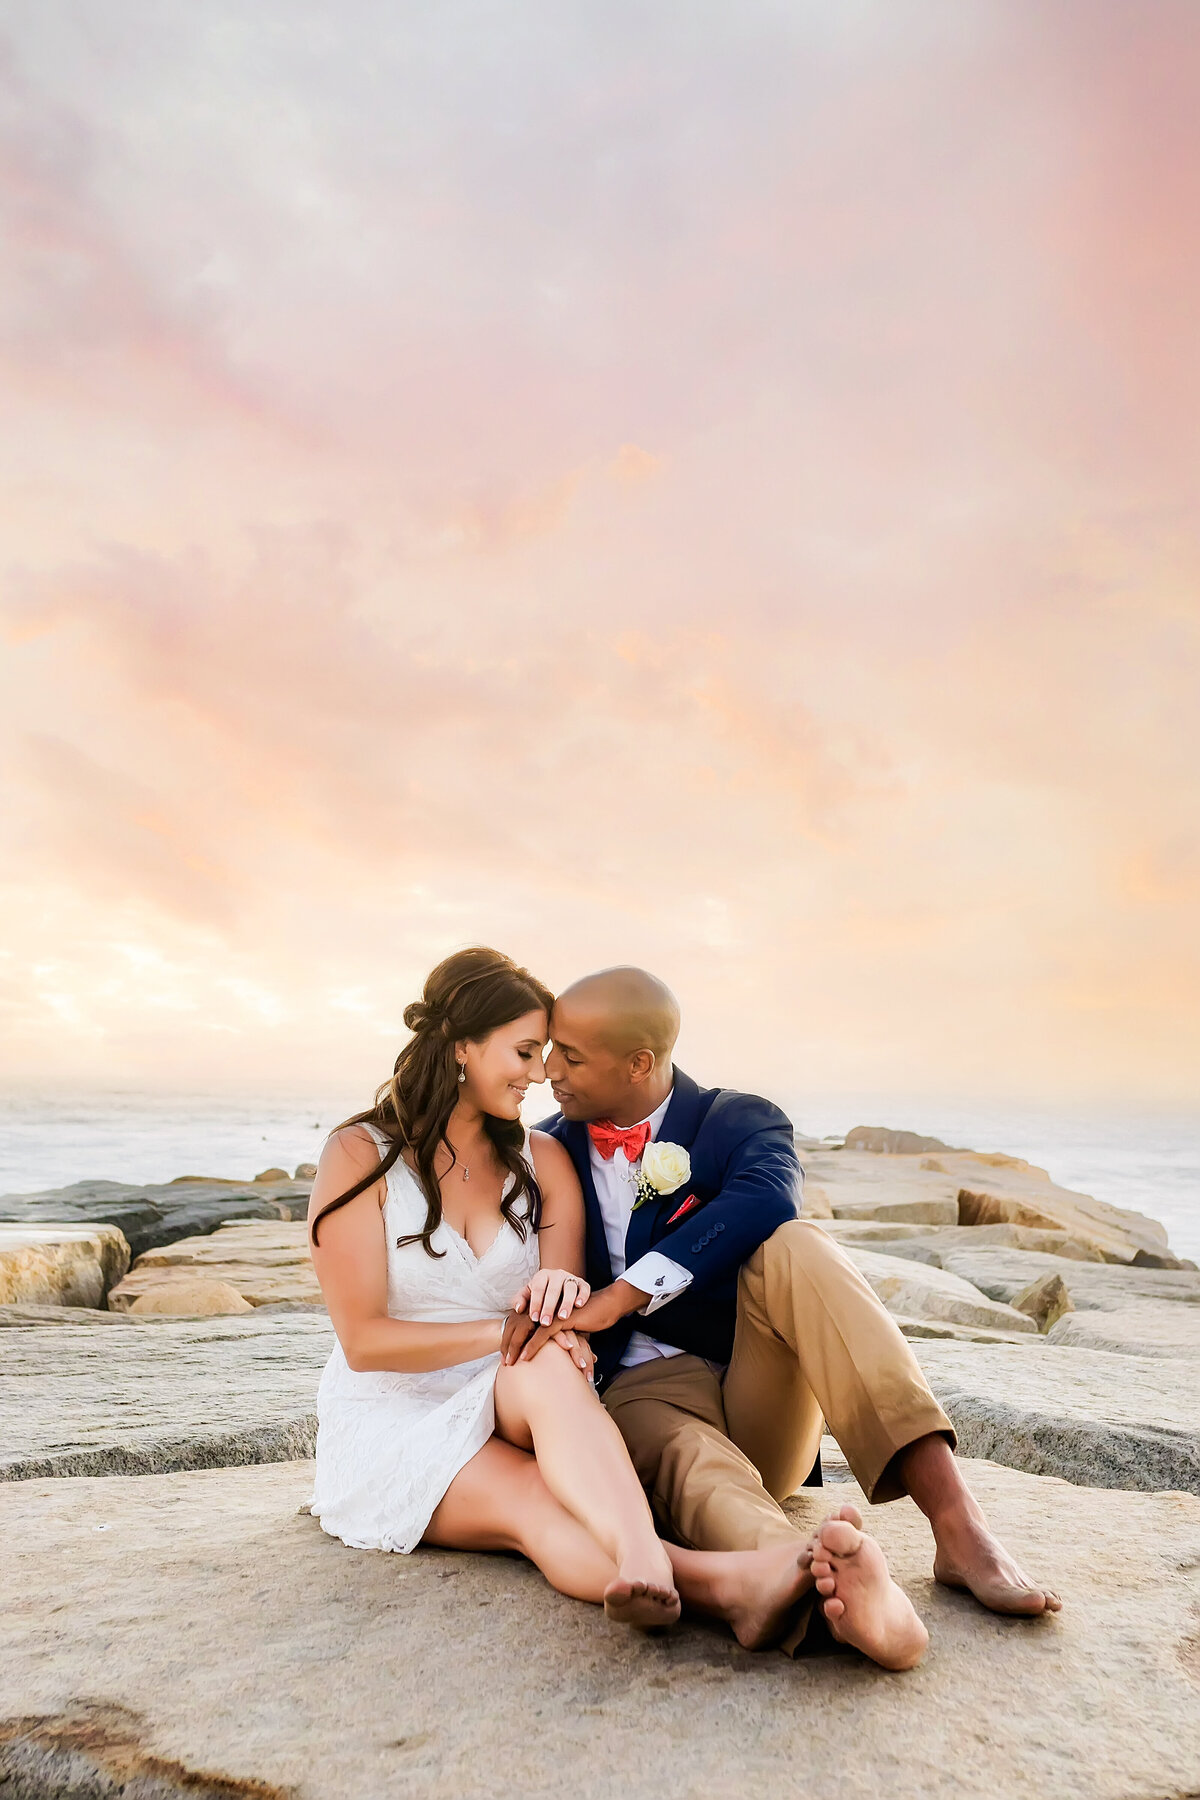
[324,1122,385,1164]
[308,1124,390,1222]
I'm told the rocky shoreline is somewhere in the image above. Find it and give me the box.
[2,1127,1199,1798]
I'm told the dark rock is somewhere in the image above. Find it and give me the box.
[0,1176,313,1262]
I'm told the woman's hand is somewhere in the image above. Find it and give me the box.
[511,1268,592,1328]
[550,1328,597,1381]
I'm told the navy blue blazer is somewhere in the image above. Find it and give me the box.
[535,1067,804,1392]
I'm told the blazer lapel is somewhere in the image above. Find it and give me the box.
[623,1067,704,1266]
[561,1119,614,1290]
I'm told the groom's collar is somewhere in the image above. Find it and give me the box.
[654,1066,702,1149]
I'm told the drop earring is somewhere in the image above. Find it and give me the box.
[457,1061,467,1084]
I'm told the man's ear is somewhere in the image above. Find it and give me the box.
[628,1049,656,1086]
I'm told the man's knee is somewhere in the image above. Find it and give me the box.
[751,1216,842,1280]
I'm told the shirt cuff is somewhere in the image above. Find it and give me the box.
[622,1252,694,1316]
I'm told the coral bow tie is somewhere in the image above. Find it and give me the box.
[587,1119,652,1163]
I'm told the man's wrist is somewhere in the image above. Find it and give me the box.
[605,1278,649,1322]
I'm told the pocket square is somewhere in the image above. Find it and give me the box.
[666,1193,700,1225]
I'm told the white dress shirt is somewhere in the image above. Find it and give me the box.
[588,1088,694,1371]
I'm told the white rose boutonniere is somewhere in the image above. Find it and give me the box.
[632,1141,692,1211]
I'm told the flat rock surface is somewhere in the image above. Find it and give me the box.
[1046,1303,1200,1360]
[914,1340,1200,1493]
[935,1246,1200,1309]
[0,1313,334,1480]
[801,1152,960,1226]
[2,1460,1198,1800]
[0,1303,135,1328]
[0,1177,313,1263]
[108,1221,322,1312]
[821,1221,1106,1261]
[847,1248,1037,1335]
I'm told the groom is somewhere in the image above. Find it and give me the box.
[513,965,1060,1649]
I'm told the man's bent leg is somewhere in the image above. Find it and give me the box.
[603,1354,828,1654]
[603,1355,802,1551]
[723,1222,1061,1617]
[723,1219,956,1506]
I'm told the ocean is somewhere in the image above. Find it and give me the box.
[0,1087,1197,1263]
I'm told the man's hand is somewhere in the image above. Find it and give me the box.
[501,1279,648,1365]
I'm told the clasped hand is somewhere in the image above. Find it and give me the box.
[501,1268,641,1369]
[501,1266,601,1371]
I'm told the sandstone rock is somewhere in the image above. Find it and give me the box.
[1012,1271,1074,1332]
[107,1220,322,1312]
[0,1223,130,1308]
[294,1161,318,1180]
[255,1166,290,1183]
[913,1339,1200,1492]
[799,1180,834,1218]
[1045,1304,1200,1361]
[0,1312,334,1480]
[0,1175,313,1262]
[843,1124,958,1154]
[128,1278,254,1317]
[819,1221,1106,1261]
[800,1151,960,1226]
[2,1460,1199,1800]
[922,1151,1180,1265]
[846,1248,1038,1335]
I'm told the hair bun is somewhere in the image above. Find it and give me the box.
[403,1000,435,1032]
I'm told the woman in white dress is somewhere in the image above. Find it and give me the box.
[307,946,844,1643]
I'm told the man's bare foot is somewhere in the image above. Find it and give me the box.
[932,1513,1062,1616]
[809,1515,928,1671]
[604,1574,682,1630]
[717,1504,863,1649]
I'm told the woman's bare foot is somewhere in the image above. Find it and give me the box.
[932,1514,1062,1615]
[604,1574,682,1630]
[809,1515,928,1671]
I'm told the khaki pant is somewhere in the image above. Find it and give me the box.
[602,1219,956,1647]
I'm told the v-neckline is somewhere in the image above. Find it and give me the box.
[394,1156,514,1264]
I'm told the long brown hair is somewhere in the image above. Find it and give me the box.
[310,946,554,1253]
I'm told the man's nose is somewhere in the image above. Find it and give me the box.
[544,1046,563,1080]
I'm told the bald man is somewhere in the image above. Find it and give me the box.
[513,966,1060,1652]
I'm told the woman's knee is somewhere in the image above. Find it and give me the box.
[500,1340,592,1408]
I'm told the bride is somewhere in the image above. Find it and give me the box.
[307,945,861,1644]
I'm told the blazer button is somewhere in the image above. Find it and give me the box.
[691,1241,701,1253]
[716,1222,725,1233]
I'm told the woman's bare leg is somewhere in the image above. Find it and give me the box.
[425,1436,619,1601]
[426,1432,867,1652]
[494,1344,680,1626]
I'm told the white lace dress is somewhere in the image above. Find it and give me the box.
[309,1123,539,1553]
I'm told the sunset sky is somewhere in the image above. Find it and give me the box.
[2,2,1198,1109]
